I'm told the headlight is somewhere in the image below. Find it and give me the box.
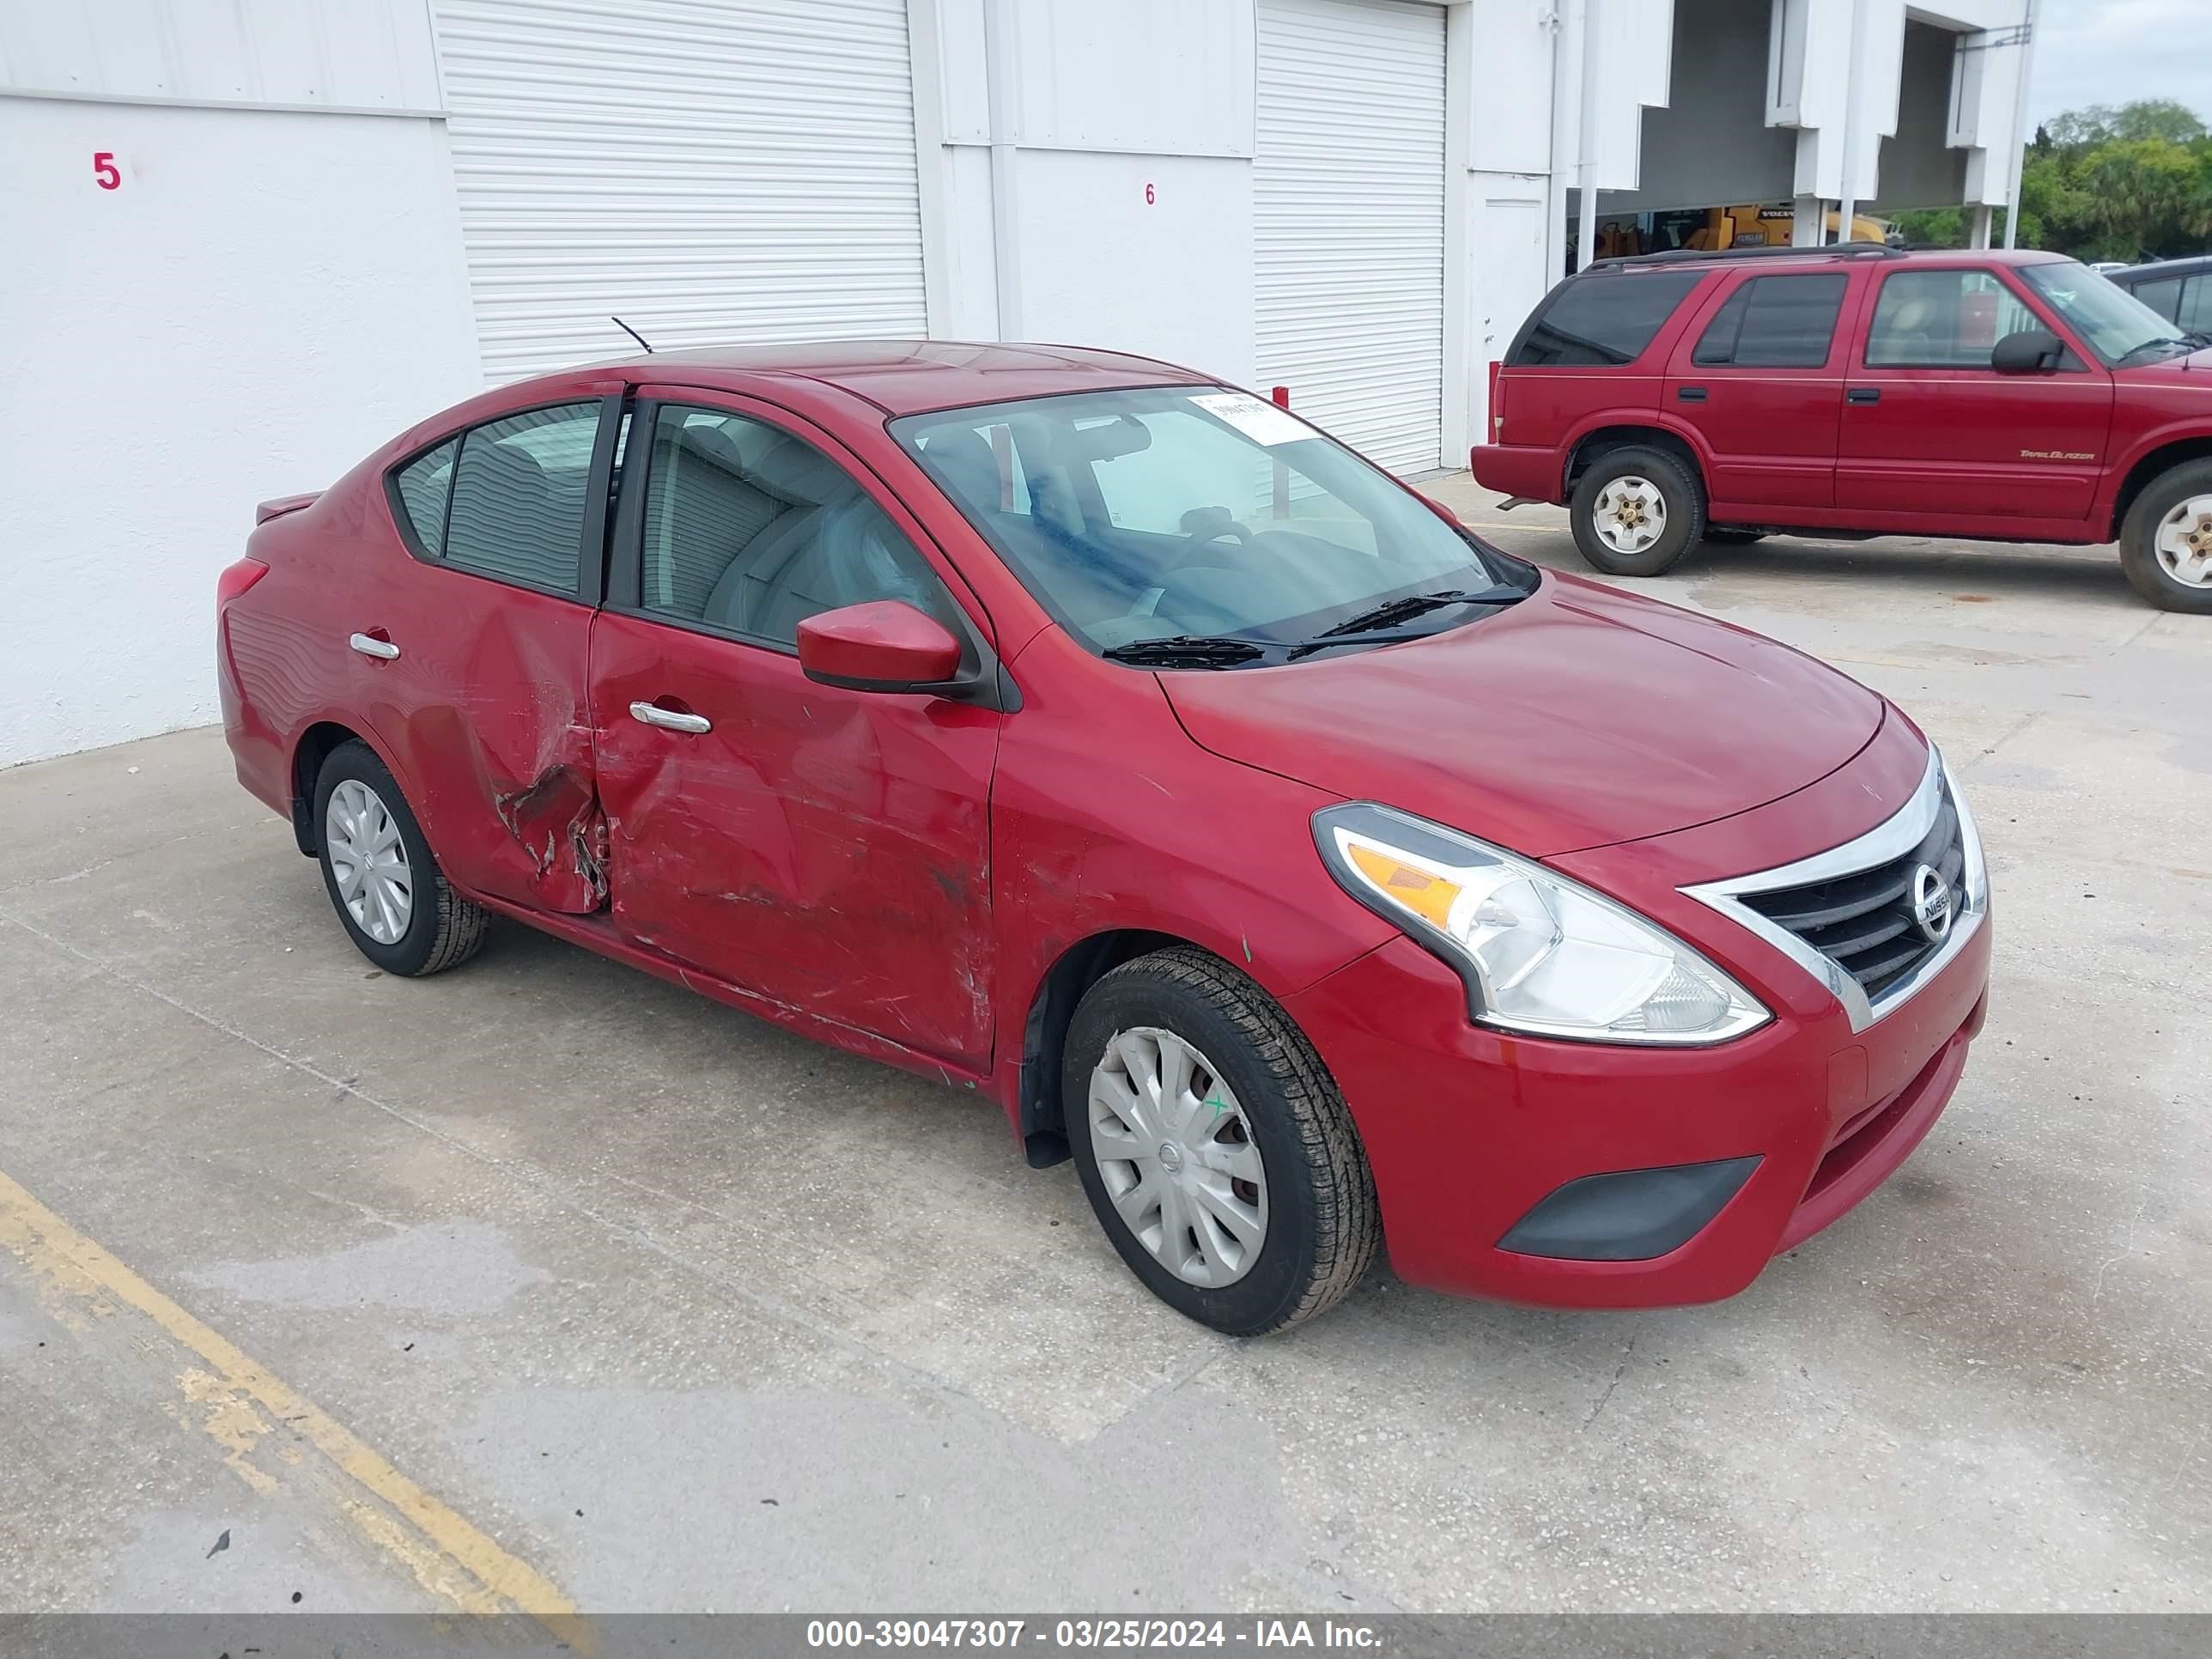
[1313,803,1770,1045]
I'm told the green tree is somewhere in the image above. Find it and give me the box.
[1898,100,2210,259]
[2075,137,2209,260]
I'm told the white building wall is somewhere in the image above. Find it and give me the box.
[0,0,444,112]
[923,0,1257,384]
[1456,0,1552,460]
[1768,0,2030,209]
[0,3,479,769]
[3,0,2038,767]
[434,0,932,382]
[1460,0,1674,447]
[917,0,1678,464]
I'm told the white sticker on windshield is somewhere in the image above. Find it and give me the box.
[1188,392,1311,447]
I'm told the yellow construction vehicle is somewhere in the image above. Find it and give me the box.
[1589,203,1893,260]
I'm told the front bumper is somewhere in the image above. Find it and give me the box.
[1284,717,1992,1309]
[1285,921,1988,1307]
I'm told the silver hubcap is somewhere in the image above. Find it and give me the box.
[326,778,413,945]
[1594,475,1668,555]
[1088,1027,1267,1289]
[2153,493,2212,587]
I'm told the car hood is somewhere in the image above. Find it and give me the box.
[2122,343,2212,380]
[1162,571,1884,857]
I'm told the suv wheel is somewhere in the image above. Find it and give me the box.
[1570,446,1706,577]
[313,741,489,975]
[2120,460,2212,613]
[1062,947,1380,1335]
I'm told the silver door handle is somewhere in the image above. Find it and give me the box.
[629,701,711,735]
[349,632,400,660]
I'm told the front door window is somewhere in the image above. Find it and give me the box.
[1864,271,2039,369]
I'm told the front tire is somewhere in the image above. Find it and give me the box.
[313,741,488,975]
[2119,459,2212,613]
[1063,947,1380,1335]
[1570,446,1706,577]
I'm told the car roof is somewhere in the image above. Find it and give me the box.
[2108,254,2212,283]
[563,338,1212,416]
[1582,245,2074,277]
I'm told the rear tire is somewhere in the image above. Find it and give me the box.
[313,741,488,976]
[2118,459,2212,614]
[1570,446,1706,577]
[1062,947,1379,1335]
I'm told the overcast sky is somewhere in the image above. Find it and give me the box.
[2028,0,2208,128]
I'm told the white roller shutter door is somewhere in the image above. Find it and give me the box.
[1255,0,1447,475]
[434,0,929,381]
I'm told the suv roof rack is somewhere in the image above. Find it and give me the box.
[1589,241,1905,270]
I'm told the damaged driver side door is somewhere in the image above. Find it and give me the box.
[585,393,1002,1067]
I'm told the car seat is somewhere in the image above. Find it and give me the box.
[706,434,951,643]
[1871,292,1942,364]
[642,421,784,616]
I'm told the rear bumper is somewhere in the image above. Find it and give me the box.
[1284,913,1990,1309]
[217,605,296,823]
[1468,443,1561,504]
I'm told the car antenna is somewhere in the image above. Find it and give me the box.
[611,316,654,354]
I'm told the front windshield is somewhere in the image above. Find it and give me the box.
[890,386,1536,665]
[2018,260,2193,364]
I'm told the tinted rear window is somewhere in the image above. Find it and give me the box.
[2124,274,2210,329]
[1509,271,1705,366]
[1692,273,1849,368]
[441,403,601,595]
[2184,276,2212,335]
[392,440,457,556]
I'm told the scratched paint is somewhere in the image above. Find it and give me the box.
[587,608,1001,1068]
[491,761,607,911]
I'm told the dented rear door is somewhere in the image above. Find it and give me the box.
[367,388,623,915]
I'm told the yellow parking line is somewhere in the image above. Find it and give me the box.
[0,1165,587,1648]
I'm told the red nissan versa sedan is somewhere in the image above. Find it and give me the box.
[217,342,1990,1335]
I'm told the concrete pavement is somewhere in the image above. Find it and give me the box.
[1,494,2206,1614]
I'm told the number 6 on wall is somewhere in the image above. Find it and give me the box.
[93,152,121,191]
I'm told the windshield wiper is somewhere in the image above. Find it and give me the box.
[1100,635,1270,669]
[1304,587,1507,641]
[2117,336,2193,365]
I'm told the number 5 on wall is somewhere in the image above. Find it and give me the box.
[93,152,121,190]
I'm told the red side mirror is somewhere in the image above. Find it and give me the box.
[796,601,963,693]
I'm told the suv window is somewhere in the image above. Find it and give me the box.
[1865,270,2038,368]
[440,404,601,592]
[2179,276,2211,334]
[1692,273,1849,368]
[2124,273,2211,334]
[639,405,962,648]
[1509,271,1705,366]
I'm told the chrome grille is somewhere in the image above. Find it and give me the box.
[1737,777,1966,1000]
[1678,747,1987,1036]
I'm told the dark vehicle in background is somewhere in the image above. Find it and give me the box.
[1472,246,2212,612]
[2102,254,2212,338]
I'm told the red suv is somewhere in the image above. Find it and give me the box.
[1474,246,2212,611]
